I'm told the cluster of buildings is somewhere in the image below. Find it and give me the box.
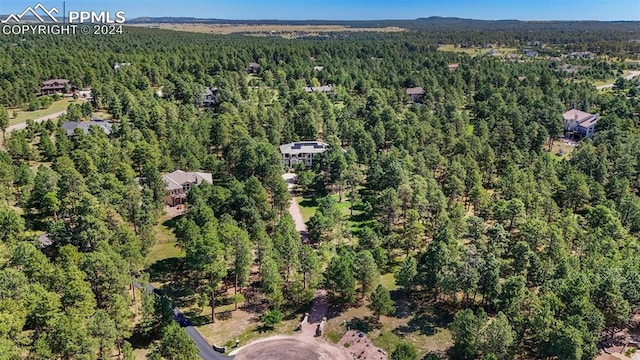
[147,140,336,208]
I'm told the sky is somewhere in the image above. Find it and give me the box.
[1,0,639,21]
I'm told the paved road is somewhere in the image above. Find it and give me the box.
[134,282,232,360]
[596,71,640,90]
[5,111,67,134]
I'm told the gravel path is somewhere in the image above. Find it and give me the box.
[282,173,308,237]
[6,111,67,134]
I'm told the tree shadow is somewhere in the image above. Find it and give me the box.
[349,212,373,224]
[346,316,381,334]
[183,310,211,327]
[127,329,154,349]
[391,289,414,319]
[394,304,453,337]
[299,198,318,209]
[148,257,199,308]
[162,215,183,230]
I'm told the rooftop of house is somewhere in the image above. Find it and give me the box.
[42,79,70,86]
[406,87,425,95]
[578,116,599,129]
[279,141,330,155]
[162,170,213,191]
[62,120,113,136]
[563,109,597,123]
[247,62,260,68]
[313,66,324,71]
[38,233,53,248]
[303,84,333,93]
[204,86,218,96]
[114,62,131,70]
[448,63,459,71]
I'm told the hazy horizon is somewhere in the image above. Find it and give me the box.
[1,0,638,22]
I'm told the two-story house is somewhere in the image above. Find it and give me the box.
[563,109,599,138]
[279,141,330,169]
[41,79,71,96]
[162,170,213,206]
[202,86,219,107]
[406,87,425,103]
[303,84,333,94]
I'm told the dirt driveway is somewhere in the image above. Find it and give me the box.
[282,173,308,236]
[231,335,351,360]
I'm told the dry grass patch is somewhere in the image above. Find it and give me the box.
[324,283,453,359]
[128,23,405,36]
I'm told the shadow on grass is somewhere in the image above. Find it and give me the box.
[299,198,318,209]
[347,316,382,334]
[391,289,414,319]
[148,257,200,309]
[394,304,453,337]
[162,214,183,230]
[127,330,154,350]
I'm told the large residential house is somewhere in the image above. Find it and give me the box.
[246,62,260,74]
[62,120,113,137]
[202,86,219,107]
[162,170,213,206]
[41,79,71,96]
[114,62,131,72]
[563,109,599,138]
[303,84,333,94]
[406,87,425,103]
[279,141,330,168]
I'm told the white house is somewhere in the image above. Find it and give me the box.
[279,141,330,168]
[563,109,599,138]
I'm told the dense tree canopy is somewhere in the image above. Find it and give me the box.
[0,21,639,359]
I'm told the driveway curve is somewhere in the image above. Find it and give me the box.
[6,111,67,134]
[134,282,232,360]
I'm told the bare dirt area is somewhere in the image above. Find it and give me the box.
[338,330,388,360]
[127,23,405,37]
[232,335,351,360]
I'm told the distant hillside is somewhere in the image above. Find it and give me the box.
[126,16,640,31]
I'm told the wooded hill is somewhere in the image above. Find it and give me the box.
[0,26,639,359]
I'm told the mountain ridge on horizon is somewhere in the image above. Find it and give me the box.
[125,15,638,24]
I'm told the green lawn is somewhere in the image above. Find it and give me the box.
[297,193,357,222]
[8,98,84,126]
[592,70,633,88]
[297,197,316,223]
[148,214,184,264]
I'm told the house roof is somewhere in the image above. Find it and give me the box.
[578,116,599,129]
[279,141,330,156]
[162,170,213,191]
[42,79,70,86]
[448,63,459,71]
[62,120,113,136]
[563,109,596,123]
[38,233,53,248]
[303,84,333,93]
[313,66,324,71]
[406,87,425,95]
[204,86,218,96]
